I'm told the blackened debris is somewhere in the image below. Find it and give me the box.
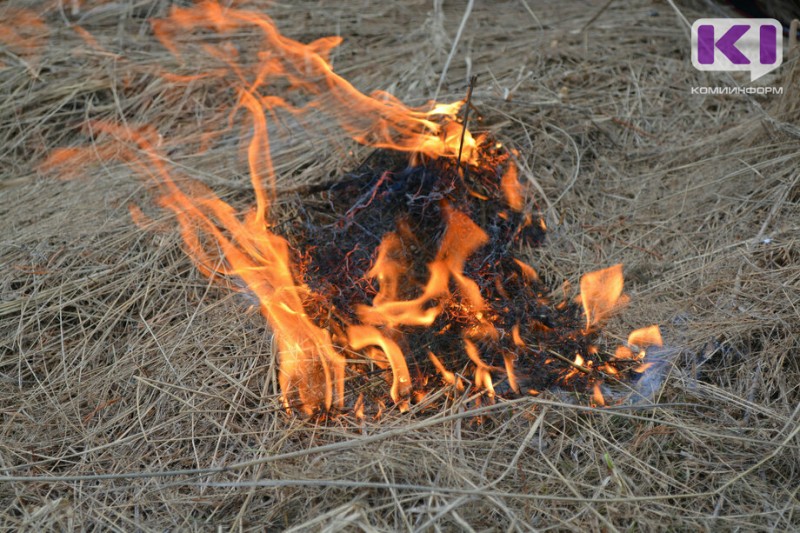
[279,140,609,408]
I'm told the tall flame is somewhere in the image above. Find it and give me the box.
[117,1,485,413]
[40,1,661,414]
[150,1,478,165]
[104,1,485,413]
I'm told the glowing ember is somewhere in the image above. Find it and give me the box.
[42,1,661,415]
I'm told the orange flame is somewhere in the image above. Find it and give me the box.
[428,351,464,391]
[464,340,495,398]
[347,325,412,411]
[563,353,586,382]
[628,325,663,350]
[614,324,662,375]
[501,161,524,212]
[513,259,540,283]
[357,207,488,328]
[354,393,365,421]
[36,1,490,415]
[614,325,663,361]
[147,1,487,413]
[149,1,478,164]
[70,119,349,414]
[511,324,525,347]
[579,264,628,330]
[592,382,606,406]
[39,1,662,413]
[503,352,520,394]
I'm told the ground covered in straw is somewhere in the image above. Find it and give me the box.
[1,0,799,530]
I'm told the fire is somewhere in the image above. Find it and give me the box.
[428,351,464,391]
[41,1,662,415]
[501,162,525,212]
[628,325,664,351]
[503,351,521,395]
[614,325,664,361]
[578,264,629,330]
[150,1,479,165]
[464,340,496,398]
[356,206,489,328]
[592,383,606,407]
[131,0,482,413]
[346,326,412,410]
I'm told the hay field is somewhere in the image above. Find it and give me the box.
[1,0,798,530]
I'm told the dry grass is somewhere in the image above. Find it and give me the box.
[1,0,799,530]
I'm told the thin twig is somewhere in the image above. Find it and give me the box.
[547,350,592,374]
[433,0,475,101]
[576,0,614,34]
[456,75,478,180]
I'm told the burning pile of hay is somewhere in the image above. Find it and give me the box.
[1,0,798,530]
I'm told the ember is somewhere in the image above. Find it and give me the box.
[43,1,661,415]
